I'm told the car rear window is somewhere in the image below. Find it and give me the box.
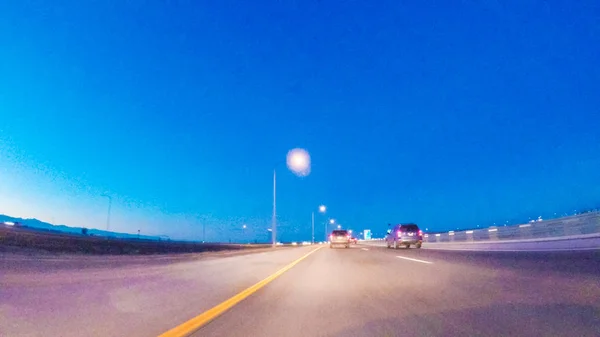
[332,230,348,235]
[400,225,419,231]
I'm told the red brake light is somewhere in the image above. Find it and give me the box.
[418,230,423,235]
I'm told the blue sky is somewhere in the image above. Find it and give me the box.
[1,1,599,242]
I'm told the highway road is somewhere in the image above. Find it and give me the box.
[2,244,599,337]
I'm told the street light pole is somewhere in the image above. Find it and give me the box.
[317,205,326,244]
[102,195,112,232]
[327,218,335,241]
[272,148,310,248]
[311,211,315,244]
[272,170,277,247]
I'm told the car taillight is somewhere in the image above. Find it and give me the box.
[346,235,350,239]
[397,231,402,237]
[418,230,423,236]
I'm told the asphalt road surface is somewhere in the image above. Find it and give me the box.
[2,244,599,337]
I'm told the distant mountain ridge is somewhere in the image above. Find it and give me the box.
[0,214,163,240]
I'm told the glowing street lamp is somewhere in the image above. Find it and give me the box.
[272,148,311,247]
[324,218,336,241]
[241,224,247,243]
[311,204,329,244]
[286,148,311,177]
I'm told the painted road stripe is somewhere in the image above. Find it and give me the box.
[159,246,323,337]
[361,248,369,251]
[396,256,433,264]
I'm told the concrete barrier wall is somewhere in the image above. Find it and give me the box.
[361,212,600,251]
[423,212,600,243]
[362,234,600,251]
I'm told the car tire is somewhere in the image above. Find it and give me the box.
[416,243,422,249]
[394,241,399,249]
[405,244,410,249]
[345,245,349,249]
[329,244,333,249]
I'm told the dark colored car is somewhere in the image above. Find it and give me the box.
[329,230,350,248]
[385,223,423,249]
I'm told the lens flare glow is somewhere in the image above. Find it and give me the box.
[286,148,311,177]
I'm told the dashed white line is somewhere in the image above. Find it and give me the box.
[396,256,433,264]
[361,248,369,251]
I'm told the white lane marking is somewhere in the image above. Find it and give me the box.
[396,256,433,264]
[361,248,369,251]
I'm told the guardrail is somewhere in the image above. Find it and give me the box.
[424,212,600,243]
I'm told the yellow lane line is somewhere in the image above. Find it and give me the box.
[158,246,323,337]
